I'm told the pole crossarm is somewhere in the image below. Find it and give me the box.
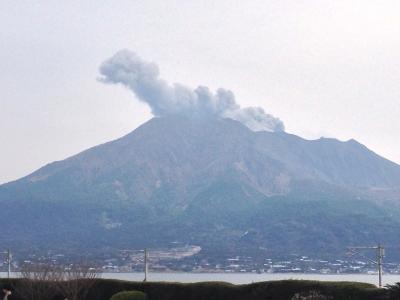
[346,245,384,288]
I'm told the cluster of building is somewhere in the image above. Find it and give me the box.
[99,251,400,275]
[3,247,400,275]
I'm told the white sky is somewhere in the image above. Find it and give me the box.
[1,0,400,184]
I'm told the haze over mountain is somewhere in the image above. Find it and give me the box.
[1,115,400,259]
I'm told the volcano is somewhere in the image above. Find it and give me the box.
[1,116,400,259]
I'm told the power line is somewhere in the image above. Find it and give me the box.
[346,245,384,288]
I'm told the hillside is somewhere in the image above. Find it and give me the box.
[0,116,400,258]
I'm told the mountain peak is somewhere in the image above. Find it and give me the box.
[1,115,400,257]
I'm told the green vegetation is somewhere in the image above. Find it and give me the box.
[385,282,400,299]
[87,279,388,300]
[110,290,147,300]
[0,278,388,300]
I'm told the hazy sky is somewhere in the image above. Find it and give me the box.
[1,1,400,184]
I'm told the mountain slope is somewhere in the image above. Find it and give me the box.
[0,116,400,258]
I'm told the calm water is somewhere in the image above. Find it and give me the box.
[101,272,400,287]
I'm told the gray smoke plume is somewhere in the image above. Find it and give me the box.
[99,49,285,132]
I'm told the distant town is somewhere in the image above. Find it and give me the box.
[2,245,400,275]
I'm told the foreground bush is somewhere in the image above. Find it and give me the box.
[386,282,400,299]
[291,289,333,299]
[0,278,386,300]
[110,290,147,300]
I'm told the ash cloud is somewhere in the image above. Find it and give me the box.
[99,49,285,132]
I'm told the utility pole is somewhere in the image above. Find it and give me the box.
[7,249,11,278]
[377,245,384,288]
[347,245,385,288]
[143,248,148,282]
[1,250,11,278]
